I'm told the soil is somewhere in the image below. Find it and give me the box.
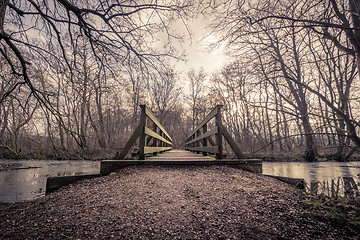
[1,165,359,239]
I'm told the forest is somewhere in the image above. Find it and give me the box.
[1,0,360,162]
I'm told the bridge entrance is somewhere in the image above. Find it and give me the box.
[101,105,262,175]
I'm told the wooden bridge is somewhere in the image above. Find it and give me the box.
[47,105,262,193]
[100,105,262,175]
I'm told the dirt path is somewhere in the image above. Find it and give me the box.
[1,165,359,239]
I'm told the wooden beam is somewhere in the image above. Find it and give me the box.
[101,157,262,175]
[185,127,218,145]
[220,124,245,159]
[152,123,158,147]
[215,105,223,159]
[143,106,172,141]
[115,123,142,160]
[139,105,147,160]
[202,123,208,156]
[145,127,172,145]
[185,146,219,154]
[185,106,218,142]
[144,147,172,154]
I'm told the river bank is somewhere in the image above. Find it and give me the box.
[1,165,359,239]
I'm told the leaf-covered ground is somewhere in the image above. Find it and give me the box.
[0,165,359,239]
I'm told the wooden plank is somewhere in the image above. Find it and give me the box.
[215,105,223,159]
[202,124,208,156]
[185,146,219,154]
[145,127,172,145]
[143,106,172,141]
[139,106,147,160]
[102,150,262,175]
[115,123,142,160]
[152,123,158,147]
[185,127,218,145]
[196,130,201,148]
[101,158,262,174]
[220,124,245,159]
[185,106,218,142]
[144,147,172,154]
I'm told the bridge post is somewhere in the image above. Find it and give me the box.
[160,132,164,148]
[196,130,201,154]
[152,122,158,155]
[215,105,223,159]
[202,123,208,156]
[139,105,147,160]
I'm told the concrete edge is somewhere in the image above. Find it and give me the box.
[46,174,101,193]
[264,174,305,190]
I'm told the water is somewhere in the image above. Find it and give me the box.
[0,160,100,203]
[263,161,360,197]
[263,161,360,182]
[1,160,359,202]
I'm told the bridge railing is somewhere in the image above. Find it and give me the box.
[185,105,244,159]
[115,105,172,160]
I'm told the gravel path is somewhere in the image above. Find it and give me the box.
[1,165,359,239]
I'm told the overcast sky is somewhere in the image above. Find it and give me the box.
[171,15,228,77]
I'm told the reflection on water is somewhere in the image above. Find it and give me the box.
[263,161,360,182]
[0,160,100,203]
[263,161,360,197]
[1,160,359,202]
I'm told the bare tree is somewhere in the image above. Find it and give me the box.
[247,0,360,151]
[186,68,208,129]
[205,0,360,160]
[147,69,182,122]
[0,0,191,106]
[0,0,194,157]
[308,32,358,161]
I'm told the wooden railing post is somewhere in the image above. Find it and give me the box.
[202,123,208,156]
[139,105,147,160]
[192,134,195,151]
[215,105,223,159]
[152,122,158,155]
[160,132,164,148]
[196,130,201,153]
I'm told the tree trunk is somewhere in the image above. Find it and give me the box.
[95,87,106,149]
[0,0,8,34]
[301,112,317,162]
[274,93,283,151]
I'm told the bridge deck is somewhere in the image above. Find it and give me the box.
[147,149,215,161]
[100,149,262,175]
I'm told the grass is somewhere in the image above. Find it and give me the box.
[301,195,360,225]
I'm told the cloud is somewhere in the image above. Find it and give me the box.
[171,15,228,75]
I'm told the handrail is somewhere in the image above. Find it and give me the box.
[115,105,172,160]
[185,106,218,142]
[185,105,244,159]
